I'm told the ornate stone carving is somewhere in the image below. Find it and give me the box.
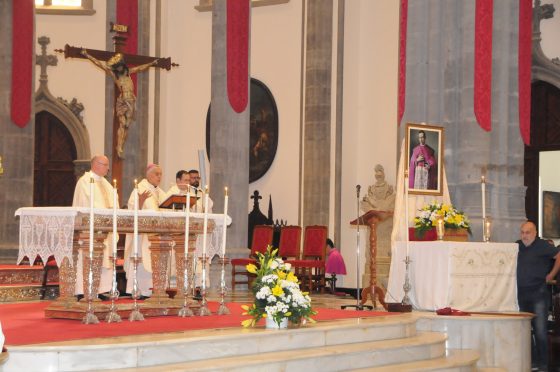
[57,97,84,122]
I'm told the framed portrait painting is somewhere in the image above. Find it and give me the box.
[405,123,444,196]
[543,191,560,238]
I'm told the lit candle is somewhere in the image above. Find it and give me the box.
[404,170,410,257]
[221,187,228,257]
[133,179,139,257]
[112,180,118,260]
[201,186,210,290]
[481,175,486,223]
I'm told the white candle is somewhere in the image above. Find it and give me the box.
[112,180,118,259]
[221,187,228,257]
[538,176,543,236]
[133,179,139,257]
[89,178,94,259]
[481,175,486,222]
[405,171,410,257]
[184,187,191,260]
[201,186,210,290]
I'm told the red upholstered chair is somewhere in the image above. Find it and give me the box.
[230,225,274,291]
[289,225,328,293]
[277,226,302,261]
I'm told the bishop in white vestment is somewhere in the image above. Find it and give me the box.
[123,164,167,297]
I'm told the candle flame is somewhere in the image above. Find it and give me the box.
[481,175,485,183]
[134,179,138,188]
[113,179,117,187]
[225,186,228,196]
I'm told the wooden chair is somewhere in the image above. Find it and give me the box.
[277,226,302,261]
[289,225,328,293]
[230,225,274,291]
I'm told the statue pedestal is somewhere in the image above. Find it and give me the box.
[350,210,393,310]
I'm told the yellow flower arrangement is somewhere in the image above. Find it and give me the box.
[414,202,471,237]
[241,246,317,328]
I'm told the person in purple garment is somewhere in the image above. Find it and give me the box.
[409,130,437,190]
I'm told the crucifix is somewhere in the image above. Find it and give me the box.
[56,23,176,204]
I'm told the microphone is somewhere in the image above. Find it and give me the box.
[356,184,361,197]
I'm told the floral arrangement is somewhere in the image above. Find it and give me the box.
[413,202,471,237]
[241,246,317,328]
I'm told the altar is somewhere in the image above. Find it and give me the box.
[386,241,519,312]
[15,207,231,319]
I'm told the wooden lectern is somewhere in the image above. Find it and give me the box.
[159,194,198,210]
[350,209,393,310]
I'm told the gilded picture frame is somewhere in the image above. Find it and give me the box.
[405,123,444,196]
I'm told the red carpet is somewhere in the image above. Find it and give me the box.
[0,301,394,346]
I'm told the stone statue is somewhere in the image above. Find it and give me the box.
[360,164,396,293]
[361,164,396,212]
[81,50,158,158]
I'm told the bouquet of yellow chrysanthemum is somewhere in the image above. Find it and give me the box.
[413,202,471,238]
[241,246,317,328]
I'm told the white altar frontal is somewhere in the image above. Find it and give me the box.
[386,241,519,312]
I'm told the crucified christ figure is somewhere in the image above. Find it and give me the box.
[81,49,158,158]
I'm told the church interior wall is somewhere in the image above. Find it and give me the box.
[339,0,399,287]
[31,1,400,288]
[34,1,108,158]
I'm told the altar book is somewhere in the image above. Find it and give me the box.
[159,194,198,210]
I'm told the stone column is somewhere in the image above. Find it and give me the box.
[209,0,250,284]
[400,0,526,241]
[0,0,35,264]
[302,0,333,227]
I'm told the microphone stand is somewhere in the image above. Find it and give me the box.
[341,185,373,311]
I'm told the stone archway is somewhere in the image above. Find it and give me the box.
[35,89,91,178]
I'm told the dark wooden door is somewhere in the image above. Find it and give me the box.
[34,111,77,206]
[525,81,560,224]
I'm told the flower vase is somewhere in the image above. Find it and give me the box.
[265,317,288,329]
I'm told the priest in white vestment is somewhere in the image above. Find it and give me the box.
[124,164,167,297]
[72,155,116,297]
[165,170,191,197]
[72,155,118,295]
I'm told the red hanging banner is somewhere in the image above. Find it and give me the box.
[397,0,408,126]
[11,0,34,128]
[116,0,139,95]
[474,0,493,132]
[227,0,250,114]
[518,0,532,145]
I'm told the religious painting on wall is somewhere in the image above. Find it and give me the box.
[206,78,279,183]
[405,123,444,196]
[543,191,560,238]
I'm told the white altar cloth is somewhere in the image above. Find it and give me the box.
[385,241,519,312]
[14,207,231,267]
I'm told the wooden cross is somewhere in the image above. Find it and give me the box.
[56,23,176,204]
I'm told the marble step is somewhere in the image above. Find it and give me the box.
[4,315,419,372]
[354,349,480,371]
[103,331,447,372]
